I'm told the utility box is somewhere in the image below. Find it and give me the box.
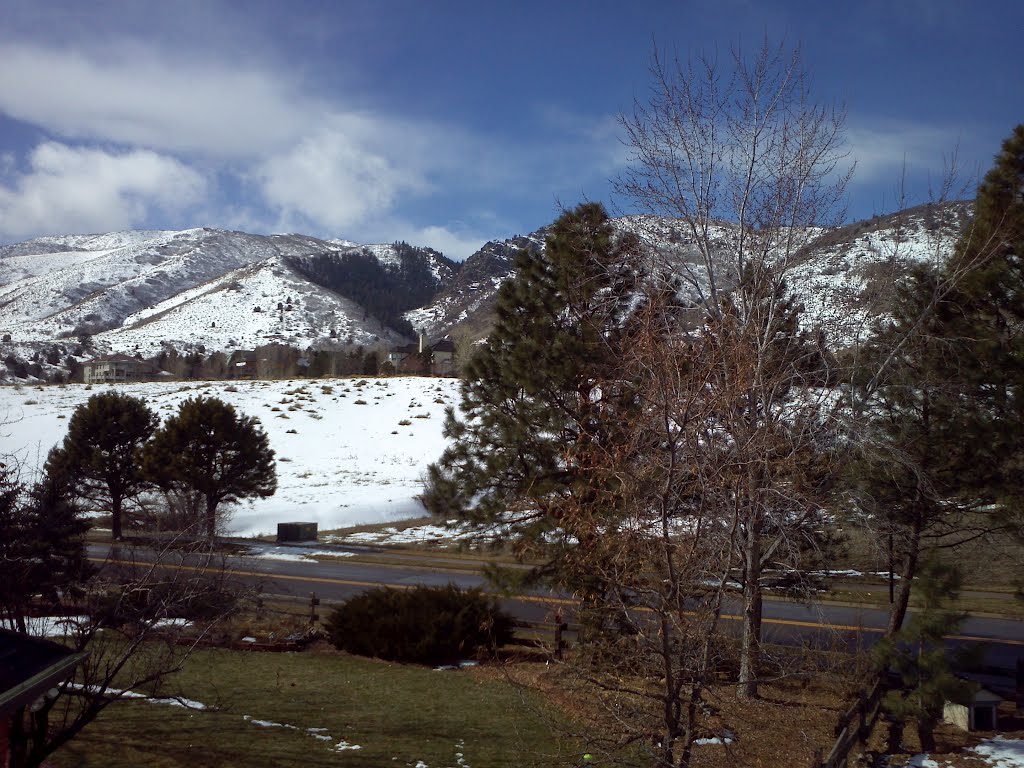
[277,522,318,542]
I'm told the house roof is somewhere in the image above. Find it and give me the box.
[952,673,1011,703]
[431,339,456,353]
[84,354,156,368]
[969,687,1005,704]
[0,630,87,716]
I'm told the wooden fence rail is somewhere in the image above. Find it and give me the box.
[510,615,571,658]
[809,679,885,768]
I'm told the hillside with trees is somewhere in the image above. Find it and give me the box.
[285,243,459,337]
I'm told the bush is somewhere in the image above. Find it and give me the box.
[325,584,514,665]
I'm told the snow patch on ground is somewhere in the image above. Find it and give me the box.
[245,544,355,561]
[1,377,460,536]
[906,737,1024,768]
[242,715,361,751]
[329,520,484,547]
[970,737,1024,767]
[694,730,736,746]
[67,684,207,710]
[20,616,92,637]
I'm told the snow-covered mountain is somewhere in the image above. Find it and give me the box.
[404,230,547,339]
[406,202,971,349]
[0,202,972,381]
[0,229,457,366]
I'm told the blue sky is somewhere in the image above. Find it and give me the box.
[0,0,1020,259]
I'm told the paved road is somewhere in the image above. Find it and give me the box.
[87,542,1024,676]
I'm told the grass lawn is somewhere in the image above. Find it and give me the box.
[53,644,581,768]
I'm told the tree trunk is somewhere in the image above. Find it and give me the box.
[916,715,937,752]
[885,716,904,755]
[111,491,123,541]
[205,496,217,539]
[739,519,763,698]
[886,511,924,637]
[8,706,28,768]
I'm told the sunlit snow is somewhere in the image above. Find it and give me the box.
[0,377,460,536]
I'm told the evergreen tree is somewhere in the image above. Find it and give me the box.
[423,203,640,581]
[852,125,1024,636]
[142,397,277,538]
[44,392,158,540]
[0,470,91,632]
[875,558,977,752]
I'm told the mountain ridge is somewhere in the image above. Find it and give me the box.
[0,202,972,382]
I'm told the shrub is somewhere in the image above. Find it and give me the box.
[325,585,514,665]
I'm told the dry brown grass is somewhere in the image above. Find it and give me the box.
[476,658,856,767]
[866,703,1024,767]
[838,522,1024,594]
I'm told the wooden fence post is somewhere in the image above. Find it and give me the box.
[857,689,868,742]
[308,592,320,628]
[554,612,567,660]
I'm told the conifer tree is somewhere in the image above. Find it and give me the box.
[142,396,276,537]
[44,392,158,540]
[875,558,977,753]
[853,124,1024,635]
[423,203,640,581]
[0,470,92,632]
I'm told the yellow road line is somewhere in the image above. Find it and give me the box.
[87,557,1024,645]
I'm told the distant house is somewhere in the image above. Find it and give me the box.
[387,341,421,372]
[430,338,456,376]
[82,354,163,385]
[388,333,457,376]
[1,630,88,759]
[228,351,259,380]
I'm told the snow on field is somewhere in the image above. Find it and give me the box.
[0,377,461,536]
[907,737,1024,767]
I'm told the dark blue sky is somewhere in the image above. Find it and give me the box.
[0,0,1020,258]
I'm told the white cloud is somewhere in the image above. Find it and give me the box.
[0,42,619,244]
[0,43,468,236]
[394,224,489,262]
[0,42,315,157]
[254,119,431,233]
[846,120,962,182]
[0,141,206,239]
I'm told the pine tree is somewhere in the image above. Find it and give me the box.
[44,392,158,540]
[0,470,91,632]
[875,558,977,753]
[943,124,1024,508]
[142,397,277,537]
[422,203,640,580]
[853,124,1024,635]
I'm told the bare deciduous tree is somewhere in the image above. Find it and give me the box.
[616,38,851,698]
[556,296,738,767]
[3,522,247,768]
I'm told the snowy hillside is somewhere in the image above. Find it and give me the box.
[786,203,972,346]
[0,376,460,536]
[0,203,972,382]
[0,228,344,341]
[404,231,546,338]
[100,253,404,357]
[0,229,456,367]
[406,203,970,347]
